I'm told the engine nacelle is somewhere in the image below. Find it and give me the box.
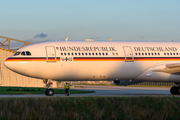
[113,80,143,86]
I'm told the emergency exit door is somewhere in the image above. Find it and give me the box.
[46,46,56,62]
[123,46,134,62]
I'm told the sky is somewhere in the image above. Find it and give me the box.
[0,0,180,43]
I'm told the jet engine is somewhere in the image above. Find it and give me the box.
[113,80,143,86]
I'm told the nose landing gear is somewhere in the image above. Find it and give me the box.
[45,89,54,96]
[44,79,54,96]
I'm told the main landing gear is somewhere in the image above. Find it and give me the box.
[44,79,54,96]
[170,86,180,95]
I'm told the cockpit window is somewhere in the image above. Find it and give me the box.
[14,52,21,56]
[26,51,31,55]
[21,51,26,55]
[14,51,31,56]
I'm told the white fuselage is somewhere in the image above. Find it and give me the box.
[4,41,180,82]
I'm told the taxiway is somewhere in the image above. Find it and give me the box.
[0,85,173,98]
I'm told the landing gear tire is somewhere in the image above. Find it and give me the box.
[170,86,177,95]
[170,86,180,95]
[45,89,54,96]
[177,87,180,95]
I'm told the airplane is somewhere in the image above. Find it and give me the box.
[3,40,180,96]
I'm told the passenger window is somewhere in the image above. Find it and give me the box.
[135,53,137,55]
[116,53,118,55]
[158,53,160,55]
[79,53,81,55]
[139,53,141,55]
[170,53,172,55]
[75,53,77,55]
[173,53,175,55]
[14,52,21,56]
[167,53,169,55]
[164,53,166,55]
[151,53,153,55]
[68,53,70,55]
[92,53,94,55]
[61,53,63,55]
[82,53,84,55]
[142,53,144,55]
[177,53,178,55]
[99,53,101,55]
[155,53,157,55]
[89,53,91,55]
[145,53,147,55]
[71,53,74,55]
[106,53,108,55]
[64,53,66,55]
[102,53,104,55]
[96,53,98,55]
[26,51,31,55]
[85,53,87,55]
[148,53,150,55]
[21,51,25,55]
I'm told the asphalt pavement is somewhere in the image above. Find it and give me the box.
[0,85,174,98]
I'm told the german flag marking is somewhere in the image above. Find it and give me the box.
[5,57,60,62]
[73,57,125,61]
[5,57,180,62]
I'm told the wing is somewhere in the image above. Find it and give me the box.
[152,63,180,74]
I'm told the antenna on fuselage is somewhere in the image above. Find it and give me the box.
[65,37,68,41]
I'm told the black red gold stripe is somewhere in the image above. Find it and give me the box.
[73,57,124,61]
[134,57,180,61]
[5,57,180,62]
[5,57,60,62]
[74,57,180,61]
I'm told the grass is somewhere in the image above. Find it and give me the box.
[0,97,180,120]
[0,86,94,94]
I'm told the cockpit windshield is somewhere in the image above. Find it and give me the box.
[26,51,31,55]
[14,52,21,56]
[21,51,25,55]
[13,51,31,56]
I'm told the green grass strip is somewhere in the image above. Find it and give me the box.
[0,86,94,94]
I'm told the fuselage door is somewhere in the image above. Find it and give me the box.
[123,46,134,62]
[46,46,56,62]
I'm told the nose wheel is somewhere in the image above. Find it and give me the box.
[170,86,180,95]
[45,89,54,96]
[44,79,54,96]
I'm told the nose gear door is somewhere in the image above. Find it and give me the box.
[123,46,134,62]
[46,46,56,62]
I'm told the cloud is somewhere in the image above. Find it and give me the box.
[34,33,47,39]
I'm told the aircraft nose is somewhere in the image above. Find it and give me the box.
[4,58,17,71]
[4,59,9,68]
[3,57,13,69]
